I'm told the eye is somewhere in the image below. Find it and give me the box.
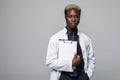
[67,15,72,18]
[75,16,79,18]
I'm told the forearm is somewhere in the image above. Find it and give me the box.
[46,58,73,72]
[86,56,95,78]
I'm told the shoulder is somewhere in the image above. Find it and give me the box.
[49,29,65,43]
[50,29,64,39]
[78,31,92,46]
[79,31,91,41]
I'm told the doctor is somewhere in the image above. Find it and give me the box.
[46,4,95,80]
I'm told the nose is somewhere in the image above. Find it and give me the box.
[71,17,76,22]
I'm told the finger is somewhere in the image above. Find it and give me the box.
[76,56,81,61]
[77,55,80,58]
[73,55,76,59]
[74,53,77,56]
[74,54,77,58]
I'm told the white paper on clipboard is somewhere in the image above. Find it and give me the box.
[58,39,77,60]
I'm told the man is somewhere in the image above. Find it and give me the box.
[46,4,95,80]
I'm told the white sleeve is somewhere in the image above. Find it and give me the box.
[86,39,95,78]
[46,37,73,72]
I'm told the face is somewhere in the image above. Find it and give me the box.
[65,9,80,29]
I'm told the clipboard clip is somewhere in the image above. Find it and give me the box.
[59,39,73,44]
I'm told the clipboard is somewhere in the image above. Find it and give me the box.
[58,39,77,60]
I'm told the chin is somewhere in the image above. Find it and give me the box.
[70,26,77,29]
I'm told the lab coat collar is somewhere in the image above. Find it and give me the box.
[63,27,81,36]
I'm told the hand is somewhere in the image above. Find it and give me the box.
[72,54,80,67]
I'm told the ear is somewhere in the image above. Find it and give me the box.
[65,15,67,18]
[65,15,67,20]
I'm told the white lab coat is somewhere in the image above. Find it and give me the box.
[46,28,95,80]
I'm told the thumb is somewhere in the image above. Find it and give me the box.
[77,55,80,59]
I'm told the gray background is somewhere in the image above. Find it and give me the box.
[0,0,120,80]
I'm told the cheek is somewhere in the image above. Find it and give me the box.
[77,18,80,22]
[68,18,72,22]
[66,18,71,23]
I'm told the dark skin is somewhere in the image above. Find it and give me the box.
[65,9,80,29]
[65,9,81,67]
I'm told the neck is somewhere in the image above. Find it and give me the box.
[66,26,77,31]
